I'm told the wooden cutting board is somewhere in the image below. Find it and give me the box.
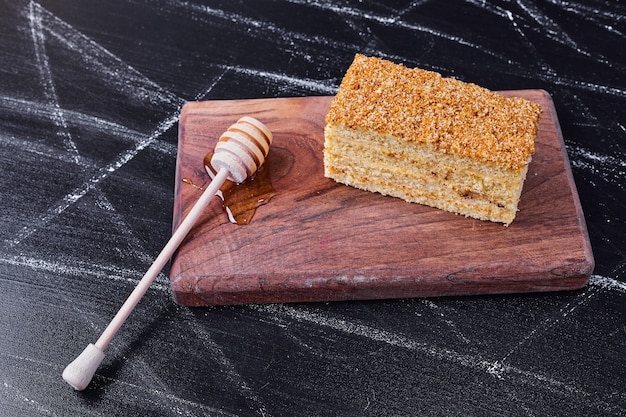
[170,90,594,306]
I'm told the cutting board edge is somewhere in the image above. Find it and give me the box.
[169,249,594,306]
[169,269,592,307]
[539,90,595,274]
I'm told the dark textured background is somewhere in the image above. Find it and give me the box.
[1,1,624,416]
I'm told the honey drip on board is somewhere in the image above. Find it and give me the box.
[197,151,276,225]
[181,177,204,190]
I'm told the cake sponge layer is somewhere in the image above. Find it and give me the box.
[324,54,542,225]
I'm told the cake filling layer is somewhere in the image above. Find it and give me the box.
[325,124,529,224]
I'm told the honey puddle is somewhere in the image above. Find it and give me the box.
[182,151,276,225]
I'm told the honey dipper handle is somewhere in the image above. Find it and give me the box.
[96,168,229,351]
[63,168,230,390]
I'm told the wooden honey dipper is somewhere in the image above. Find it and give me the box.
[62,116,273,391]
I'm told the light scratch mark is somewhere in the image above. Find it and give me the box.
[28,0,82,166]
[0,95,165,155]
[217,65,337,95]
[420,299,471,344]
[286,0,515,63]
[1,379,57,417]
[182,310,272,417]
[488,286,598,378]
[0,253,170,292]
[250,302,625,415]
[4,111,180,250]
[515,0,579,50]
[5,2,186,250]
[589,275,626,293]
[31,2,183,108]
[0,353,239,417]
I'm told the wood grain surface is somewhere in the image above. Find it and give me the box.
[170,91,594,306]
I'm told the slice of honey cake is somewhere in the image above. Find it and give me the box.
[323,54,542,225]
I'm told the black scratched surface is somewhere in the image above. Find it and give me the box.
[1,1,625,416]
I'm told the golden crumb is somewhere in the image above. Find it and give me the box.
[326,54,542,170]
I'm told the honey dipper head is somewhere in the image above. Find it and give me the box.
[210,116,273,184]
